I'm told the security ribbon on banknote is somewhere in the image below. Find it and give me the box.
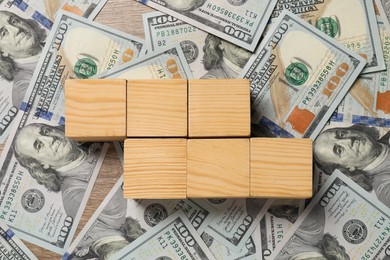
[142,11,253,79]
[113,211,216,260]
[271,0,385,74]
[137,0,278,51]
[239,10,366,139]
[272,170,390,259]
[0,220,37,260]
[332,18,390,127]
[313,16,390,203]
[0,10,144,254]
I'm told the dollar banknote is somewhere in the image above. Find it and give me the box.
[203,199,271,253]
[0,10,144,254]
[239,11,366,139]
[0,1,108,143]
[202,229,261,260]
[0,220,37,259]
[259,200,304,259]
[376,0,390,31]
[142,11,253,79]
[271,0,385,74]
[331,18,390,127]
[137,0,278,51]
[312,14,390,207]
[61,0,108,18]
[97,45,193,79]
[272,170,390,259]
[1,0,106,21]
[64,178,216,259]
[113,211,216,259]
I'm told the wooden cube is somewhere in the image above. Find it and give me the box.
[250,138,312,198]
[127,80,187,137]
[188,79,250,137]
[187,139,249,198]
[124,138,187,199]
[65,79,126,141]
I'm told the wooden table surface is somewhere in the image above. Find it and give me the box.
[21,0,153,258]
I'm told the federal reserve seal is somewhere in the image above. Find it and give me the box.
[285,62,309,86]
[342,219,367,244]
[21,189,45,213]
[316,17,339,38]
[227,0,247,6]
[144,203,168,227]
[180,40,199,64]
[74,58,97,79]
[201,232,214,247]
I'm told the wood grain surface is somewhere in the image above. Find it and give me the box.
[124,139,187,199]
[250,138,313,199]
[127,80,188,137]
[187,138,250,198]
[65,79,127,141]
[15,1,153,258]
[188,79,251,137]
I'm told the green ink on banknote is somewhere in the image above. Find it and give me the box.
[74,58,98,79]
[316,17,339,38]
[285,62,309,86]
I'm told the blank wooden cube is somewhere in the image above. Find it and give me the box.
[127,80,187,137]
[250,138,312,198]
[187,139,249,198]
[188,79,250,138]
[124,138,187,199]
[65,79,126,141]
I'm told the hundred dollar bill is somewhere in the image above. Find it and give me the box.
[239,11,366,139]
[143,11,253,79]
[21,10,144,121]
[202,229,261,260]
[271,0,385,74]
[97,44,193,80]
[0,1,109,143]
[2,0,106,22]
[64,178,215,259]
[61,0,108,19]
[113,211,216,260]
[330,18,390,128]
[0,10,144,254]
[376,0,390,32]
[312,17,390,206]
[0,2,52,143]
[272,170,390,259]
[137,0,278,52]
[0,221,37,260]
[259,200,304,259]
[313,119,390,208]
[204,198,272,253]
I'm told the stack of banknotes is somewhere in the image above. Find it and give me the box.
[0,0,389,259]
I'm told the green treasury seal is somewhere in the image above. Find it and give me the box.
[285,62,309,86]
[74,58,98,79]
[316,17,339,38]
